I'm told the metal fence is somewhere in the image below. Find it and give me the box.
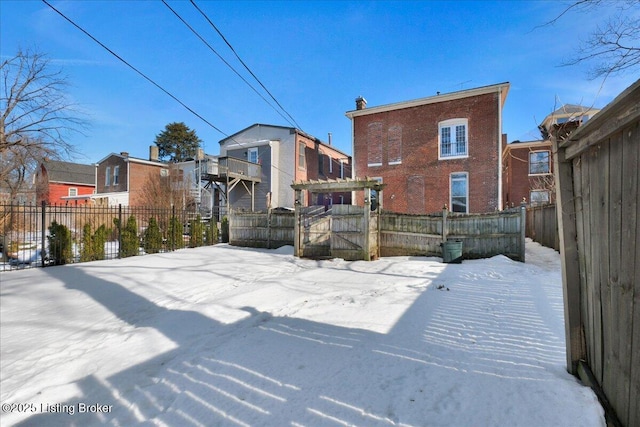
[1,202,218,270]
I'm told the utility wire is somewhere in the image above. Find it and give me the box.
[41,0,229,138]
[162,0,298,129]
[41,0,318,182]
[189,0,302,130]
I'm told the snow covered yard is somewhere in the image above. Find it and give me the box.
[0,241,603,426]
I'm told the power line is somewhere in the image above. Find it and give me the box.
[161,0,299,129]
[41,0,313,183]
[189,0,302,130]
[41,0,229,138]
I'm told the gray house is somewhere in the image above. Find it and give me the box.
[217,124,352,212]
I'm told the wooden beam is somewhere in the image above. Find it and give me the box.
[553,135,586,374]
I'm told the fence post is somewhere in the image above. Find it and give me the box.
[267,208,272,249]
[117,204,122,258]
[520,202,526,262]
[442,205,448,243]
[41,200,46,267]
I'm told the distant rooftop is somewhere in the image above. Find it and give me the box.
[42,160,95,185]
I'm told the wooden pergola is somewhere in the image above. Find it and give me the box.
[290,178,386,260]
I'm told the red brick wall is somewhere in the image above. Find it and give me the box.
[353,92,501,213]
[96,156,128,194]
[502,142,553,207]
[96,156,168,206]
[295,133,352,206]
[128,163,167,206]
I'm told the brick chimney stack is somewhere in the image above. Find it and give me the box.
[149,146,159,162]
[355,96,367,110]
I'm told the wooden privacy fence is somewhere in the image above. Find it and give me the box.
[230,206,526,261]
[554,79,639,427]
[526,203,559,251]
[228,209,295,249]
[380,207,526,261]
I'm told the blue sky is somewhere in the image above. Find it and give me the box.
[1,0,638,163]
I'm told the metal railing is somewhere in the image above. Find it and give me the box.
[1,202,220,270]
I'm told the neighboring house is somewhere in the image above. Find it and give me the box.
[538,104,600,140]
[35,160,96,205]
[216,123,352,211]
[175,150,221,218]
[345,82,510,214]
[94,149,168,207]
[502,140,553,207]
[503,104,600,207]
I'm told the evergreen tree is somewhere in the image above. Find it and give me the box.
[189,215,204,248]
[205,217,219,245]
[221,216,229,243]
[143,217,163,254]
[80,223,94,262]
[154,122,202,163]
[120,215,139,258]
[47,221,72,265]
[168,216,184,250]
[93,224,108,260]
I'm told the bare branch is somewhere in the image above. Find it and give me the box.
[1,48,88,201]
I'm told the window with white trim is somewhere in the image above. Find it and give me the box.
[530,190,550,205]
[68,187,77,197]
[248,147,259,164]
[113,165,120,185]
[450,172,468,213]
[439,119,468,159]
[529,150,550,174]
[105,166,111,186]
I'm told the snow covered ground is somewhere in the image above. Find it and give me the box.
[0,240,604,426]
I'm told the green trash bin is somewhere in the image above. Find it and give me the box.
[441,239,463,263]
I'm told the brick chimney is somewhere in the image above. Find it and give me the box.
[120,151,129,157]
[355,96,367,110]
[149,145,159,161]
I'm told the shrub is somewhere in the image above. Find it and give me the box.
[205,217,218,245]
[143,217,163,254]
[120,215,139,258]
[47,221,72,265]
[168,215,184,250]
[80,223,94,262]
[221,216,229,243]
[189,215,204,248]
[80,223,110,262]
[93,224,108,260]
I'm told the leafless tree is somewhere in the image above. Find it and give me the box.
[1,48,86,199]
[139,165,195,210]
[545,0,640,79]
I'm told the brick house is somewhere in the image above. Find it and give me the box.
[502,104,600,207]
[218,123,352,211]
[345,82,510,214]
[94,150,168,207]
[35,160,95,205]
[502,140,553,207]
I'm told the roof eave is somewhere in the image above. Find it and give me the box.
[345,82,510,119]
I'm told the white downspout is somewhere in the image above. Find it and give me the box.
[497,87,504,211]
